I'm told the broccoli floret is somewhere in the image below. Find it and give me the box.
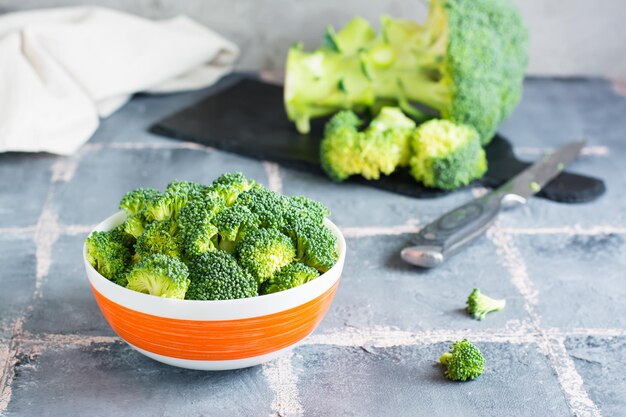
[177,196,224,257]
[260,262,320,295]
[86,229,133,286]
[134,219,181,259]
[320,109,409,181]
[367,107,416,166]
[235,187,288,228]
[185,251,258,300]
[213,204,260,252]
[236,228,296,284]
[122,213,147,238]
[409,119,487,190]
[144,180,206,222]
[289,218,338,273]
[466,288,506,320]
[284,195,330,225]
[285,0,528,143]
[119,188,161,216]
[439,339,485,381]
[209,172,257,206]
[125,254,189,299]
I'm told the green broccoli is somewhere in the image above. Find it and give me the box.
[119,187,161,216]
[284,195,330,225]
[144,180,205,222]
[209,172,257,206]
[125,253,190,299]
[177,196,224,257]
[186,251,258,300]
[236,228,296,283]
[134,219,182,259]
[320,109,410,181]
[86,228,133,286]
[288,217,338,273]
[366,106,416,166]
[122,213,147,238]
[260,262,320,295]
[466,288,506,320]
[409,119,487,190]
[440,339,485,381]
[284,0,528,144]
[235,187,288,228]
[213,204,260,252]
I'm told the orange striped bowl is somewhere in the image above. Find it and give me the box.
[84,211,346,370]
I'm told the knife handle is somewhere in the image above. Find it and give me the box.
[401,194,504,268]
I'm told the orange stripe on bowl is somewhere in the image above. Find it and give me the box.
[90,281,339,361]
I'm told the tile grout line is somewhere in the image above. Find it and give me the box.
[0,319,23,416]
[262,350,304,417]
[0,226,36,236]
[263,161,283,194]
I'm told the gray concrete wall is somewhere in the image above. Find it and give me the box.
[1,0,624,77]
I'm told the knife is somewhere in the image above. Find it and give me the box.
[400,140,585,268]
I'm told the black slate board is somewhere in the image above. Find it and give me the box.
[151,77,605,203]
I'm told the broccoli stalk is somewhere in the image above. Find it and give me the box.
[466,288,506,320]
[284,0,528,144]
[439,339,485,381]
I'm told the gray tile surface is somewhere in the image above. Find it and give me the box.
[1,76,626,416]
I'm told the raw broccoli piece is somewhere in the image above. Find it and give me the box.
[466,288,506,320]
[209,172,257,206]
[236,228,296,284]
[409,119,487,190]
[186,251,258,300]
[85,229,133,286]
[320,109,408,181]
[439,339,485,381]
[134,219,182,259]
[366,106,416,166]
[288,217,338,273]
[284,195,330,226]
[125,254,189,299]
[122,213,147,238]
[235,187,288,228]
[260,262,320,295]
[144,180,205,222]
[177,196,224,257]
[213,204,260,252]
[119,188,161,216]
[285,0,528,143]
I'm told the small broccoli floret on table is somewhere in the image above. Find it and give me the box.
[134,219,181,259]
[86,228,134,286]
[209,172,257,206]
[235,187,288,228]
[466,288,506,320]
[367,106,416,166]
[289,218,338,273]
[320,109,410,181]
[409,119,487,190]
[439,339,485,381]
[260,262,320,295]
[119,187,161,216]
[236,228,296,284]
[186,251,258,300]
[213,204,260,252]
[125,253,189,299]
[177,196,224,257]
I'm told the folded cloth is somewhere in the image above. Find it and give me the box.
[0,7,239,154]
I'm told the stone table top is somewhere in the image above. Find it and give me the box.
[1,74,625,417]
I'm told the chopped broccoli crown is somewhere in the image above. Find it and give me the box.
[209,172,257,206]
[260,262,320,294]
[439,339,485,381]
[119,188,161,216]
[177,196,223,257]
[125,254,189,299]
[186,251,258,300]
[213,204,260,252]
[466,288,506,320]
[134,219,181,259]
[410,119,487,190]
[236,228,296,283]
[289,217,338,273]
[86,229,133,286]
[122,213,146,238]
[144,180,206,222]
[284,0,528,143]
[235,187,288,228]
[284,195,331,225]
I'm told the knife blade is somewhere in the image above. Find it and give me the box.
[400,140,585,268]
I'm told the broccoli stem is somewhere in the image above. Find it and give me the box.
[439,352,453,366]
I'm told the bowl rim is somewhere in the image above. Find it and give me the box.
[84,211,346,313]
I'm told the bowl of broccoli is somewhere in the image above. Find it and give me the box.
[83,173,346,370]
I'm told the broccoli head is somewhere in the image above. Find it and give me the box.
[122,213,146,238]
[320,109,408,181]
[366,106,416,166]
[209,172,257,206]
[177,196,224,257]
[125,253,190,299]
[186,251,258,300]
[284,0,528,143]
[235,187,288,228]
[119,187,161,216]
[439,339,485,381]
[86,228,133,286]
[289,218,338,273]
[213,204,260,252]
[284,195,330,226]
[466,288,506,320]
[236,228,296,283]
[144,180,206,222]
[409,119,486,190]
[134,219,182,259]
[260,262,320,295]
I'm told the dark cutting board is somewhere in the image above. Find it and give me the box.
[151,76,605,203]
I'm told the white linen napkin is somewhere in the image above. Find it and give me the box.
[0,7,239,154]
